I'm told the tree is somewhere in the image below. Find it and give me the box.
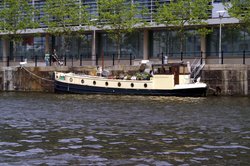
[0,0,38,58]
[227,0,250,31]
[154,0,212,53]
[97,0,145,62]
[42,0,90,55]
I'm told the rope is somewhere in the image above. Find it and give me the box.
[20,66,54,82]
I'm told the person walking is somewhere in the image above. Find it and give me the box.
[44,51,50,66]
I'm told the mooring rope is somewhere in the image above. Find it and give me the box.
[20,66,54,82]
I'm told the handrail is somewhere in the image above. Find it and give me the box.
[190,57,205,81]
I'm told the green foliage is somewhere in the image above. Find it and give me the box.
[0,0,39,41]
[42,0,90,36]
[155,0,212,28]
[197,28,213,37]
[154,0,212,51]
[227,0,250,30]
[97,0,145,58]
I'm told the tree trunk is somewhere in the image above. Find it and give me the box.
[117,42,121,64]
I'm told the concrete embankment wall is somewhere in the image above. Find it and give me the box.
[0,66,100,92]
[0,65,139,93]
[202,64,250,96]
[0,64,250,96]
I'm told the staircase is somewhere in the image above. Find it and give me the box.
[190,58,205,82]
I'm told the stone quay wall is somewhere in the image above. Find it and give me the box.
[202,64,250,96]
[0,64,250,96]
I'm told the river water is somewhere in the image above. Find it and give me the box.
[0,92,249,165]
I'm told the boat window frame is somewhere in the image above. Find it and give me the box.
[152,63,189,75]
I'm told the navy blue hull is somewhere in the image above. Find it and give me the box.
[54,81,207,97]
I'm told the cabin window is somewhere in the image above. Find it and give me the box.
[105,82,109,86]
[93,81,96,85]
[81,79,84,84]
[118,82,121,87]
[180,66,189,74]
[69,78,73,82]
[144,83,147,88]
[131,83,134,87]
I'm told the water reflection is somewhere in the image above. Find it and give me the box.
[0,92,249,165]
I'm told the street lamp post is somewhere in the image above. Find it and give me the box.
[90,19,98,66]
[217,10,225,64]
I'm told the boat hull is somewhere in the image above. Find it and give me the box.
[54,80,207,97]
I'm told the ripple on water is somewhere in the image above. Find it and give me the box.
[162,137,178,142]
[109,142,126,145]
[19,139,43,143]
[84,136,98,142]
[96,131,119,136]
[152,131,165,136]
[58,138,82,144]
[82,145,103,149]
[0,149,18,156]
[193,147,210,152]
[0,142,22,147]
[0,93,250,165]
[202,145,250,150]
[130,158,173,166]
[13,148,45,157]
[23,129,48,134]
[68,145,82,149]
[44,154,108,165]
[192,157,209,161]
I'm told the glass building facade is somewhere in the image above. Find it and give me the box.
[0,0,250,63]
[98,32,144,59]
[150,30,201,58]
[207,28,250,57]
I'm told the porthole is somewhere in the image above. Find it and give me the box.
[118,82,121,87]
[144,83,147,88]
[56,75,59,79]
[69,78,73,82]
[131,83,134,87]
[81,79,84,84]
[93,81,96,85]
[105,82,109,86]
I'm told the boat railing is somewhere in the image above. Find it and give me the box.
[190,58,205,81]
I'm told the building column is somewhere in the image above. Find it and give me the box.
[143,29,149,60]
[2,39,10,67]
[92,30,97,66]
[200,36,206,63]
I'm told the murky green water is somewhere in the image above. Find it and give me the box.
[0,92,249,165]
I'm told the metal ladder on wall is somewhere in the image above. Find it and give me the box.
[190,58,205,82]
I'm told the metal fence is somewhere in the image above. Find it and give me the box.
[1,51,250,67]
